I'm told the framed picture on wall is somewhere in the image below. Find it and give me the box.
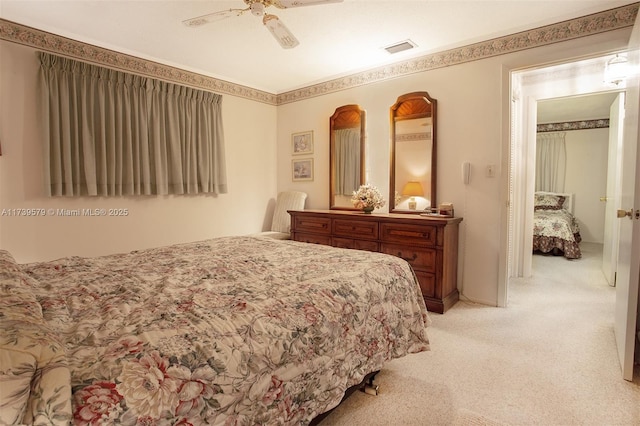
[292,158,314,181]
[292,131,314,155]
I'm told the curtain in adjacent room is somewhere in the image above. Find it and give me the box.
[535,131,566,192]
[39,52,227,196]
[334,128,360,195]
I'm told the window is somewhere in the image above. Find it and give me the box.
[40,53,227,196]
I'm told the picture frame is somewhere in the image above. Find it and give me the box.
[292,158,314,181]
[292,131,314,155]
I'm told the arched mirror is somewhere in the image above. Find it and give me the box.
[330,104,366,210]
[389,92,436,213]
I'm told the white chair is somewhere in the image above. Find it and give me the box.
[255,191,307,239]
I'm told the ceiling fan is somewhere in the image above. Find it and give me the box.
[182,0,343,49]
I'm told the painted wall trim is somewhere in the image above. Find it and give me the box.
[1,3,638,106]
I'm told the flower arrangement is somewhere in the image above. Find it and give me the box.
[351,183,386,212]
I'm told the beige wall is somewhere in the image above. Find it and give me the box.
[277,28,632,305]
[0,26,632,305]
[0,40,278,263]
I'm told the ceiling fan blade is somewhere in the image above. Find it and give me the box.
[263,14,299,49]
[272,0,343,9]
[182,8,246,27]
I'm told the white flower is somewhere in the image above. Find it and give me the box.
[116,351,181,419]
[351,184,386,210]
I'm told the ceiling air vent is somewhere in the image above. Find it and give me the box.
[384,40,416,54]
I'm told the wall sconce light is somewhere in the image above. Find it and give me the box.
[604,53,629,85]
[402,181,424,210]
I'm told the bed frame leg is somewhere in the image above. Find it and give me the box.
[361,372,379,396]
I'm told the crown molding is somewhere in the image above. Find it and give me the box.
[0,19,278,105]
[277,3,638,104]
[1,3,638,106]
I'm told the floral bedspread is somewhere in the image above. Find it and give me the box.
[533,209,582,259]
[4,236,430,425]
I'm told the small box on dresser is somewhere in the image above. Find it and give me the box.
[289,210,462,313]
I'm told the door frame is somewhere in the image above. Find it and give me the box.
[602,93,625,286]
[503,54,627,286]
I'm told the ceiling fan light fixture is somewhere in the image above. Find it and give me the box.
[184,0,339,49]
[251,2,265,16]
[604,53,629,86]
[274,0,344,7]
[384,40,417,55]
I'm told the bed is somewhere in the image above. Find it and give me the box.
[532,191,582,259]
[0,236,430,425]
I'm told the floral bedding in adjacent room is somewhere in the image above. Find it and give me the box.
[1,236,430,425]
[533,209,582,259]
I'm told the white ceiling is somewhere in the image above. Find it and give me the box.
[538,92,622,123]
[1,0,637,94]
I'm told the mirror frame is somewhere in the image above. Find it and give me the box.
[389,91,437,213]
[329,104,366,210]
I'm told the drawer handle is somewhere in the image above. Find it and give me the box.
[397,252,418,262]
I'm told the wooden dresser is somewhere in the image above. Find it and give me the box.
[289,209,462,314]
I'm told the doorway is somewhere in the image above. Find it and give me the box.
[534,92,623,278]
[504,53,627,288]
[503,52,639,380]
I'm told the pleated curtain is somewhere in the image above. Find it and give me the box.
[535,132,566,193]
[334,128,361,195]
[39,52,227,196]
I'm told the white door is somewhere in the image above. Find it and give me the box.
[614,18,640,381]
[602,93,624,286]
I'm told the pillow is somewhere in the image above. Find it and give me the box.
[0,323,72,426]
[534,193,565,211]
[0,348,37,425]
[0,249,24,275]
[0,249,72,425]
[0,250,43,322]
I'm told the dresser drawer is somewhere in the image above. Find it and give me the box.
[380,222,437,247]
[380,243,436,271]
[414,271,436,298]
[333,218,378,240]
[288,210,461,313]
[295,233,332,245]
[333,237,379,252]
[293,216,331,234]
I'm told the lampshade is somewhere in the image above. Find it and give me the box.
[402,181,424,197]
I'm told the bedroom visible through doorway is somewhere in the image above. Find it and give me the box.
[505,53,627,290]
[506,51,640,381]
[534,92,624,277]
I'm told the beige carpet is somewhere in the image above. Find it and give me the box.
[452,409,505,426]
[319,242,640,425]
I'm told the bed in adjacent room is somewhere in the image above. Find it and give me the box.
[532,191,582,259]
[0,236,430,425]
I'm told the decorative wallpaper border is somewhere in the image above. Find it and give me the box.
[278,3,638,104]
[396,132,430,142]
[1,3,638,106]
[0,19,278,105]
[537,119,610,132]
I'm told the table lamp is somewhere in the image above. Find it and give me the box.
[402,181,424,210]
